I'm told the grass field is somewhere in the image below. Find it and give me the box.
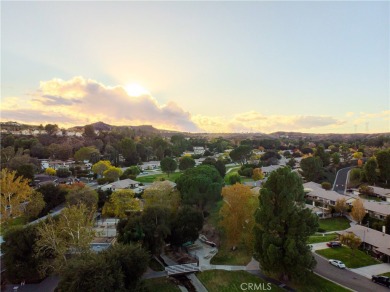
[318,217,351,232]
[359,194,382,202]
[136,171,182,183]
[380,272,390,277]
[197,270,284,292]
[291,272,352,292]
[141,278,180,292]
[316,246,380,268]
[307,233,338,244]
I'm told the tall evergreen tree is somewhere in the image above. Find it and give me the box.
[376,149,390,185]
[363,157,378,185]
[254,167,318,282]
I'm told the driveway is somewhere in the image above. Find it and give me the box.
[351,263,390,279]
[310,242,330,251]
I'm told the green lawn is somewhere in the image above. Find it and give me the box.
[318,217,351,232]
[380,272,390,277]
[359,194,382,202]
[316,247,380,268]
[292,272,351,292]
[308,233,338,244]
[197,270,284,292]
[141,278,180,292]
[136,171,182,183]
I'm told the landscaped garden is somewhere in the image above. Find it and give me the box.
[318,217,351,232]
[136,171,182,183]
[316,246,381,268]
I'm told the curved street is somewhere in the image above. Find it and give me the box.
[333,166,354,194]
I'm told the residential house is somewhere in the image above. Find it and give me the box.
[371,186,390,203]
[100,178,143,195]
[337,225,390,263]
[140,161,160,171]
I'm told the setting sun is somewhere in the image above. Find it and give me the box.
[124,83,149,97]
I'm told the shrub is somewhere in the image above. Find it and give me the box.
[321,182,332,190]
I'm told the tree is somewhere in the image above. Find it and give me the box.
[142,180,181,211]
[16,164,35,181]
[351,199,366,224]
[35,203,96,274]
[376,149,390,185]
[2,225,44,283]
[331,152,340,165]
[225,172,241,185]
[44,124,59,135]
[179,156,196,171]
[229,145,252,165]
[102,190,141,218]
[122,165,141,178]
[176,165,223,211]
[353,152,363,160]
[349,168,362,186]
[202,157,226,177]
[74,146,100,162]
[334,198,348,217]
[120,137,139,165]
[321,182,332,190]
[92,160,112,177]
[160,157,177,177]
[66,186,98,209]
[170,206,203,246]
[57,243,149,292]
[220,184,254,249]
[24,191,46,221]
[83,124,96,138]
[252,168,264,181]
[339,233,362,254]
[300,156,323,182]
[37,183,67,217]
[103,166,123,182]
[384,215,390,235]
[287,157,296,168]
[254,167,318,282]
[0,169,32,222]
[56,167,71,178]
[363,157,378,185]
[45,167,56,176]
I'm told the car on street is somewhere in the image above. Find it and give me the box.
[372,275,390,287]
[327,241,342,248]
[329,259,346,269]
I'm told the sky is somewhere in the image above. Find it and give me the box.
[1,1,389,134]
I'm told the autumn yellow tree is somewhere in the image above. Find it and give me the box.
[45,167,56,176]
[340,232,362,254]
[351,199,366,224]
[102,190,141,218]
[220,183,256,250]
[0,169,32,222]
[143,181,181,211]
[334,198,348,217]
[92,160,112,177]
[252,168,264,181]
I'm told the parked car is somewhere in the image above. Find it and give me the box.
[329,259,346,269]
[372,275,390,287]
[327,241,342,248]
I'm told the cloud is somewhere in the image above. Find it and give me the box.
[2,76,387,133]
[2,76,201,132]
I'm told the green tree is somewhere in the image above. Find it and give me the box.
[143,180,181,211]
[120,137,139,165]
[74,146,100,162]
[363,157,378,185]
[287,157,296,168]
[57,243,149,292]
[229,145,252,165]
[2,225,44,283]
[376,149,390,184]
[225,172,242,185]
[66,185,98,209]
[179,156,196,171]
[160,157,177,177]
[314,146,330,167]
[83,124,96,138]
[16,164,35,181]
[254,167,318,282]
[122,165,141,178]
[331,152,340,165]
[170,206,204,246]
[24,191,46,221]
[349,168,362,186]
[176,165,223,211]
[56,167,71,178]
[202,157,226,177]
[37,183,67,216]
[300,156,323,182]
[44,124,59,135]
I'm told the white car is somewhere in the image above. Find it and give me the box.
[329,259,346,269]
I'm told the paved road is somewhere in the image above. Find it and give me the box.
[333,167,354,194]
[313,253,389,292]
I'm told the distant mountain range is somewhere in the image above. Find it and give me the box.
[1,121,389,141]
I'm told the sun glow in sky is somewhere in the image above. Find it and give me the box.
[1,1,389,133]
